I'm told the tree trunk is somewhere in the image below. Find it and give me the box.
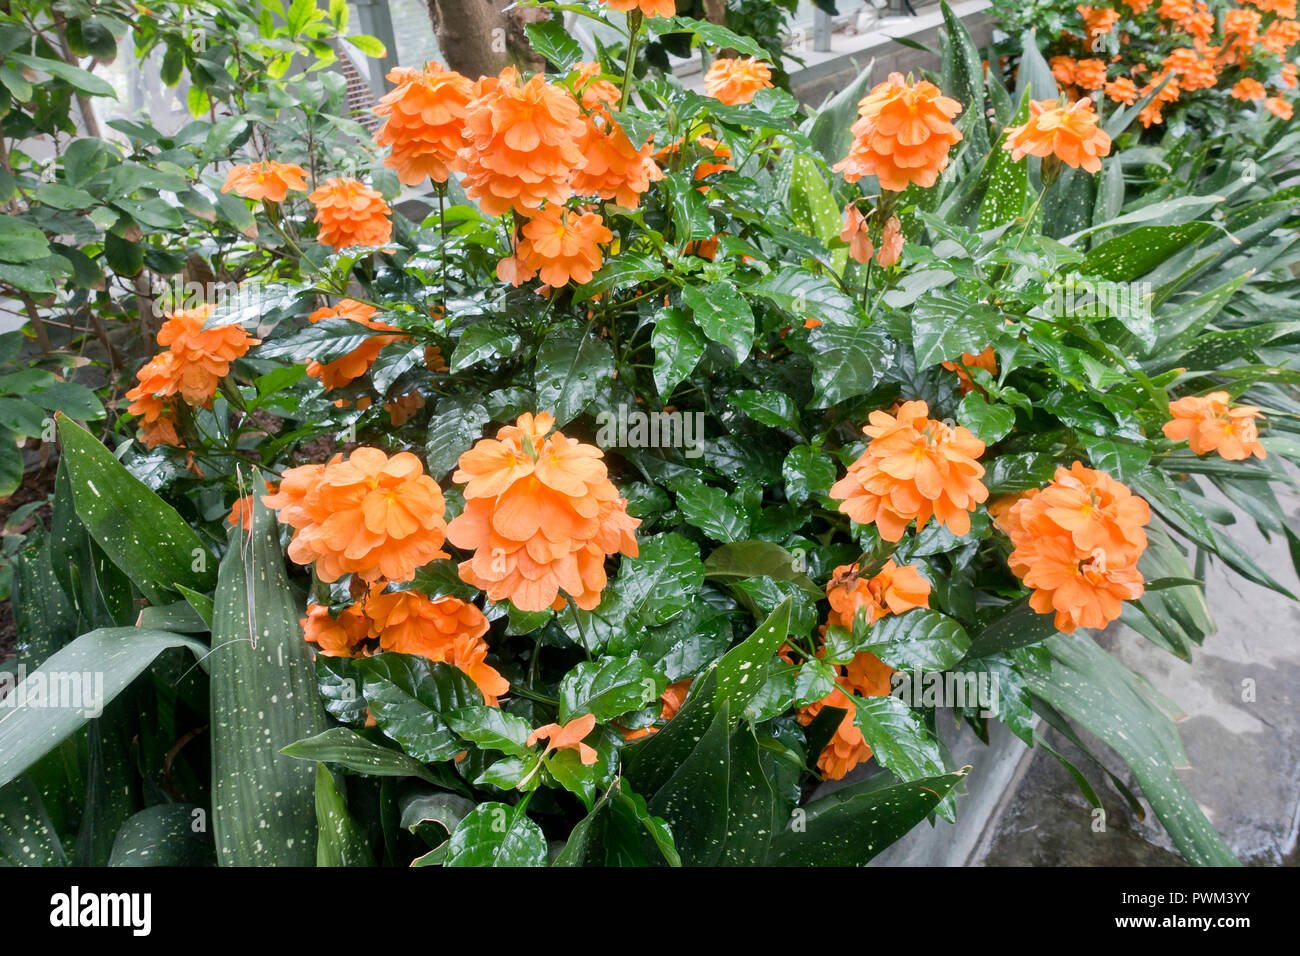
[424,0,547,79]
[703,0,728,26]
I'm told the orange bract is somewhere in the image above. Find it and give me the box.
[1003,462,1151,633]
[830,400,988,542]
[304,299,404,390]
[1163,392,1266,461]
[309,178,392,249]
[840,204,874,264]
[703,56,775,106]
[1003,97,1112,173]
[220,160,308,202]
[501,204,615,288]
[446,412,641,612]
[877,215,904,267]
[374,63,474,185]
[457,68,587,217]
[529,713,598,765]
[832,72,964,192]
[264,447,449,584]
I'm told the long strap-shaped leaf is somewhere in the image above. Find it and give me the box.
[0,627,206,790]
[209,478,325,865]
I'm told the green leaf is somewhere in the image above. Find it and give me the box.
[1081,223,1212,282]
[788,153,846,272]
[911,289,1004,368]
[808,320,895,407]
[855,608,971,672]
[0,628,207,790]
[980,95,1031,230]
[209,484,326,866]
[673,476,749,542]
[0,776,67,866]
[964,598,1059,658]
[8,53,117,98]
[750,266,859,328]
[651,306,706,399]
[425,396,490,479]
[559,657,667,723]
[282,727,445,783]
[703,540,822,601]
[525,17,583,71]
[957,392,1016,444]
[344,34,386,57]
[56,415,215,604]
[650,15,769,59]
[445,800,548,867]
[0,217,52,263]
[729,389,800,431]
[682,281,755,364]
[355,654,482,762]
[108,804,216,867]
[445,706,533,756]
[850,693,946,782]
[782,445,836,506]
[765,770,966,865]
[314,765,376,867]
[534,323,615,427]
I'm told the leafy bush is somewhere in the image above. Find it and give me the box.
[1,0,1298,868]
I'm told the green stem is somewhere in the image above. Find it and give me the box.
[620,12,643,114]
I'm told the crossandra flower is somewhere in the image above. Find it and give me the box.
[1002,462,1151,633]
[941,345,997,396]
[446,412,641,612]
[704,56,775,106]
[302,602,371,657]
[1003,98,1112,173]
[1160,48,1218,92]
[457,68,587,217]
[599,0,676,15]
[797,653,894,780]
[826,559,932,629]
[1104,77,1139,105]
[304,300,404,390]
[155,303,260,407]
[621,678,692,740]
[840,204,874,264]
[221,160,308,202]
[364,588,508,704]
[876,215,904,267]
[384,392,426,425]
[1163,392,1266,460]
[1072,58,1108,91]
[1077,4,1119,40]
[309,178,392,250]
[832,72,964,192]
[499,204,614,288]
[830,400,988,542]
[528,713,598,765]
[1231,78,1267,101]
[124,351,184,448]
[1050,55,1077,88]
[374,63,474,185]
[264,447,449,584]
[571,103,664,210]
[1264,96,1295,120]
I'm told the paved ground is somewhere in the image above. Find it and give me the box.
[874,481,1300,867]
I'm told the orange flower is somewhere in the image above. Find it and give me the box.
[876,215,904,267]
[528,713,598,765]
[1231,78,1267,101]
[302,603,370,657]
[227,492,264,532]
[385,392,426,425]
[1003,97,1111,173]
[1160,48,1217,91]
[309,178,392,249]
[156,303,260,407]
[797,652,894,780]
[599,0,676,16]
[304,300,404,390]
[446,412,641,612]
[703,56,775,106]
[571,110,664,210]
[1264,96,1295,120]
[457,68,587,217]
[1121,0,1152,10]
[830,400,988,542]
[220,160,308,202]
[832,72,964,192]
[364,587,507,704]
[373,62,474,185]
[1072,58,1108,90]
[1282,64,1297,90]
[499,204,614,288]
[622,678,693,740]
[264,447,449,584]
[826,559,931,630]
[124,351,184,448]
[1163,392,1266,460]
[693,136,736,179]
[1050,55,1078,88]
[840,204,874,264]
[425,345,449,373]
[1104,76,1139,105]
[941,346,997,396]
[1003,462,1151,633]
[1078,5,1120,40]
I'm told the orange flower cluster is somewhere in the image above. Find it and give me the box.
[600,0,676,16]
[309,178,393,250]
[498,204,614,287]
[797,561,930,779]
[124,303,259,448]
[830,400,989,542]
[446,412,641,612]
[221,161,308,202]
[704,56,775,105]
[999,462,1150,633]
[304,299,404,390]
[373,63,474,185]
[621,678,692,740]
[1163,392,1267,460]
[264,447,449,584]
[1003,98,1112,173]
[840,206,904,267]
[832,72,964,192]
[301,588,508,704]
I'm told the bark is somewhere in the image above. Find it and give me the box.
[424,0,547,79]
[703,0,728,26]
